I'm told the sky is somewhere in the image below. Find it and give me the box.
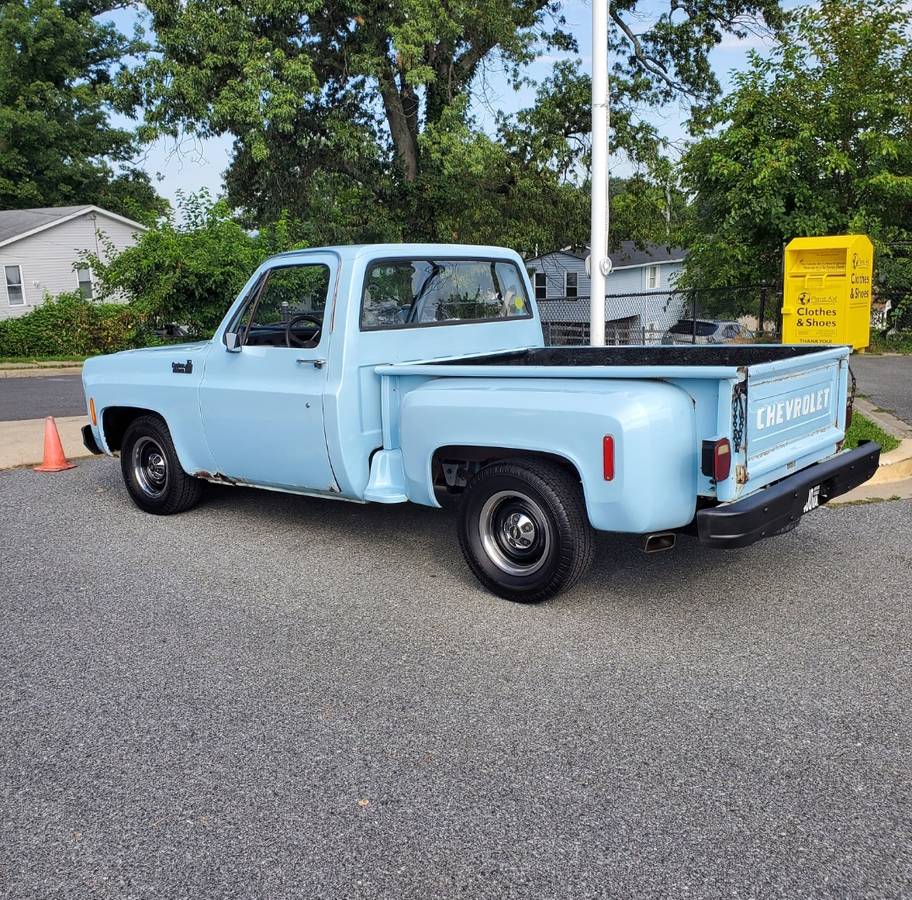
[105,1,782,208]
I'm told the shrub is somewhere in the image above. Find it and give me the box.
[87,192,299,337]
[0,293,142,358]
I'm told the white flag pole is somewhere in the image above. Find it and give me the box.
[589,0,609,346]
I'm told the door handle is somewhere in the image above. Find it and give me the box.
[297,358,326,369]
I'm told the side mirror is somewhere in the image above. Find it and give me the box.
[225,331,242,353]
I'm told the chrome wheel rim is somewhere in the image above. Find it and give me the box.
[132,436,168,498]
[479,490,552,576]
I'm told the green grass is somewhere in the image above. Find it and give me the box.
[845,411,900,453]
[868,332,912,354]
[0,355,86,365]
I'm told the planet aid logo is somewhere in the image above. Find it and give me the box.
[795,289,837,330]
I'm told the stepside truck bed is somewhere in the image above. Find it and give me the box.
[377,343,856,504]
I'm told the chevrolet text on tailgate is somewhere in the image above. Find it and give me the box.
[81,244,881,602]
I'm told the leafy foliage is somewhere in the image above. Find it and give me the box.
[680,0,912,306]
[0,293,142,357]
[0,0,165,219]
[87,192,295,337]
[118,0,781,250]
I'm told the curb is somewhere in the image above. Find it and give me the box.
[832,400,912,504]
[854,397,912,439]
[866,439,912,485]
[0,416,93,470]
[0,363,83,378]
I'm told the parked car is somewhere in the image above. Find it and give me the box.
[663,319,749,344]
[81,244,879,602]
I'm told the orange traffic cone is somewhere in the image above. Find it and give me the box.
[34,416,76,472]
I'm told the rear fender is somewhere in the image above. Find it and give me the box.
[398,377,698,533]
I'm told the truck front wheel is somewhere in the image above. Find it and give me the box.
[120,415,202,515]
[458,459,596,603]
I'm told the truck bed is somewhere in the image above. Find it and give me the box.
[434,345,829,368]
[377,342,852,503]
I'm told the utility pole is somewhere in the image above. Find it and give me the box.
[589,0,609,346]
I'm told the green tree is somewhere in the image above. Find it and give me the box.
[88,192,294,336]
[680,0,912,304]
[120,0,780,248]
[0,0,164,219]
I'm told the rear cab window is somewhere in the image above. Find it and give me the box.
[361,258,532,330]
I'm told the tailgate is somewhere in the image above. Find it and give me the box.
[742,348,849,489]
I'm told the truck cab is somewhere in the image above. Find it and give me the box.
[82,244,881,602]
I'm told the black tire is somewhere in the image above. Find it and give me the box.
[458,458,596,603]
[120,414,202,515]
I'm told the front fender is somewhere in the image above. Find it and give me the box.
[81,343,217,475]
[399,377,697,533]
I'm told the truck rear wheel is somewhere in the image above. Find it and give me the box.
[120,415,202,515]
[458,459,596,603]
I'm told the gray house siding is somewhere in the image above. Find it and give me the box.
[526,248,687,344]
[0,211,145,319]
[525,250,684,300]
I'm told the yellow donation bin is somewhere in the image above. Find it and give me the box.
[781,234,874,349]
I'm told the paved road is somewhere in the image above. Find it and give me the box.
[1,460,910,899]
[851,354,912,425]
[0,373,84,422]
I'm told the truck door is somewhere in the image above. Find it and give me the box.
[198,254,339,492]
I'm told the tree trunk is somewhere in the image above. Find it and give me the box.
[378,66,419,181]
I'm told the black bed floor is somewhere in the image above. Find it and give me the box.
[438,345,837,368]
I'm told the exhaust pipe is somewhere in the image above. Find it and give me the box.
[642,532,676,553]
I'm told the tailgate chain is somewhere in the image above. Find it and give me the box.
[732,383,747,452]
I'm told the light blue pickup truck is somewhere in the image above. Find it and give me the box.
[82,244,880,601]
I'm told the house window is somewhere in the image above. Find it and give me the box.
[646,265,659,289]
[534,272,547,301]
[5,265,24,306]
[565,272,578,299]
[76,267,93,300]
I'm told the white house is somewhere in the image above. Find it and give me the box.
[0,206,148,319]
[525,242,688,344]
[525,241,687,298]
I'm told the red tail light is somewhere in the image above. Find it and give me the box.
[702,437,732,482]
[713,438,732,482]
[603,435,614,481]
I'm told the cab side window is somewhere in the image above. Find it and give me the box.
[231,264,330,348]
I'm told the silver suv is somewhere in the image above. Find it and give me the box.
[662,319,747,345]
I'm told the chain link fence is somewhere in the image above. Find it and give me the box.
[538,284,781,346]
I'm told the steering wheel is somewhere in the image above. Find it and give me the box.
[285,313,322,348]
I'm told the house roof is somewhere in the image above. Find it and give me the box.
[0,205,148,249]
[527,241,687,269]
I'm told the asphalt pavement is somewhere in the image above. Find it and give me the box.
[851,354,912,425]
[0,373,85,422]
[1,459,910,899]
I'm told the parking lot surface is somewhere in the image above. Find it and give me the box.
[1,460,910,899]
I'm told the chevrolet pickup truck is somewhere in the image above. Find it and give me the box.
[82,243,880,602]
